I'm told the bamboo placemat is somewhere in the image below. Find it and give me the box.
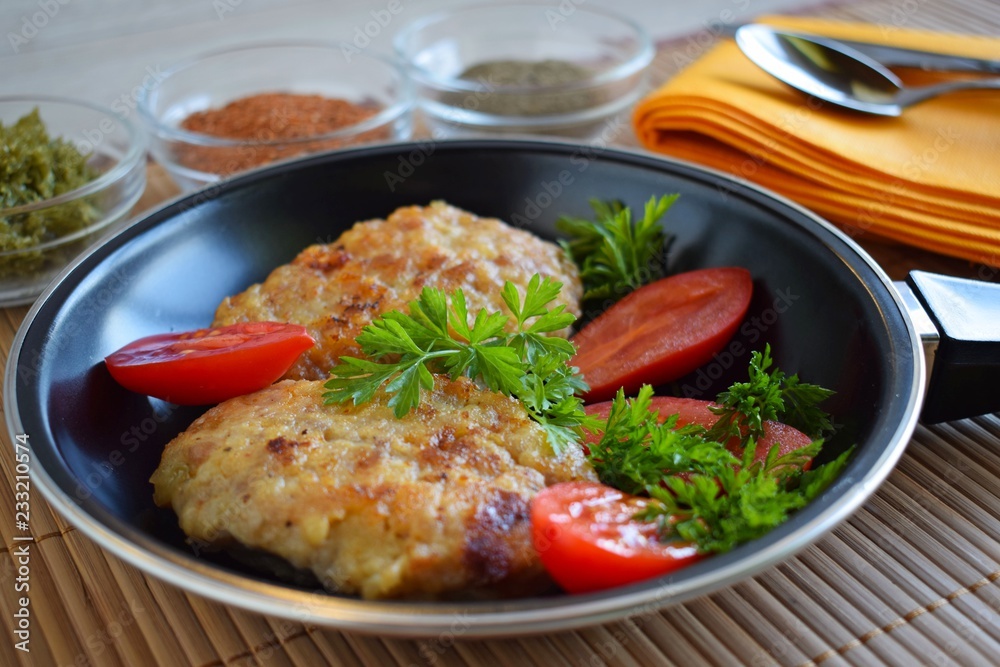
[3,0,1000,665]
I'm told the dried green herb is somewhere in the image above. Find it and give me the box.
[449,59,598,116]
[0,108,99,275]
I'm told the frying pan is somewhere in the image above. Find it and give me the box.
[5,139,999,637]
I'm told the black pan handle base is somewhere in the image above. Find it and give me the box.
[905,271,1000,423]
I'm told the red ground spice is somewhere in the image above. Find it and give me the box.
[175,92,388,176]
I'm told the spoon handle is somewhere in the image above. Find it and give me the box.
[728,24,1000,74]
[834,39,1000,74]
[896,77,1000,107]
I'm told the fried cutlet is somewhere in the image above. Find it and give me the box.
[212,201,582,381]
[151,376,597,600]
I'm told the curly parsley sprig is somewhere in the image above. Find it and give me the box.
[706,345,836,444]
[587,385,742,495]
[639,442,851,553]
[322,274,595,453]
[589,358,851,555]
[556,194,677,308]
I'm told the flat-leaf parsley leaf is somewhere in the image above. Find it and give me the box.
[323,274,595,453]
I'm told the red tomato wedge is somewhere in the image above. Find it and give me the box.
[531,481,703,594]
[104,322,315,405]
[571,267,753,401]
[584,396,813,471]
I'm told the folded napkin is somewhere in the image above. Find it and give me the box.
[633,16,1000,266]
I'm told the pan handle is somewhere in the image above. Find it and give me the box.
[896,271,1000,423]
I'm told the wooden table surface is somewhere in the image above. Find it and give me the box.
[2,1,1000,666]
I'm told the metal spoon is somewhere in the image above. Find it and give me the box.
[734,24,1000,116]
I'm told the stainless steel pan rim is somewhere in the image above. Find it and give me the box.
[4,138,925,637]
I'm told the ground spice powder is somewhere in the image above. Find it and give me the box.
[177,92,387,176]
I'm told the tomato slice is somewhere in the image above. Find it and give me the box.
[531,481,703,594]
[584,396,813,470]
[104,322,315,405]
[571,267,753,401]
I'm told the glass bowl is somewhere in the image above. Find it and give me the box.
[0,96,147,306]
[138,42,414,191]
[394,2,654,139]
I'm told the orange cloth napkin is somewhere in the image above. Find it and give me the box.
[633,16,1000,265]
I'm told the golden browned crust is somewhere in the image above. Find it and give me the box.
[151,377,596,600]
[212,201,582,380]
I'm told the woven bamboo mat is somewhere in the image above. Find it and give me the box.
[3,0,1000,665]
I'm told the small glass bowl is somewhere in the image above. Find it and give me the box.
[138,42,414,191]
[0,96,147,306]
[394,3,654,139]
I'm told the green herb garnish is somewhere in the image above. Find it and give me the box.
[322,274,595,453]
[0,108,99,276]
[706,345,836,444]
[322,271,852,555]
[588,356,851,555]
[588,385,743,495]
[640,444,852,554]
[556,194,676,309]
